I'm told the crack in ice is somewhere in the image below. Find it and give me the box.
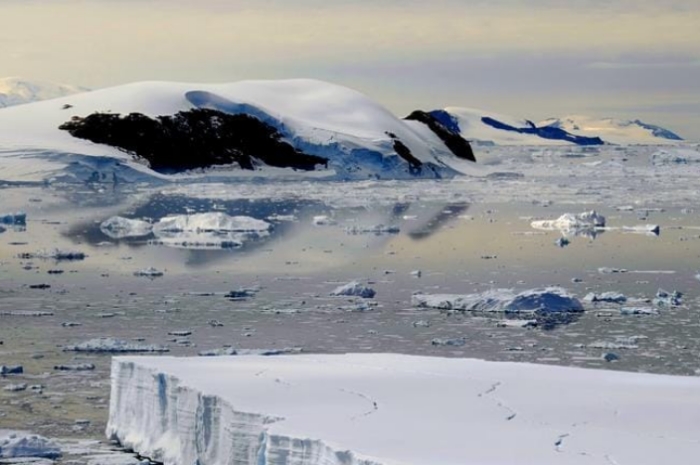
[339,388,379,421]
[477,381,517,421]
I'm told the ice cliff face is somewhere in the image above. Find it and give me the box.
[107,360,380,465]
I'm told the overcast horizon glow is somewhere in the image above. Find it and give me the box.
[1,0,698,138]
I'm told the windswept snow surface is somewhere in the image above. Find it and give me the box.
[0,79,477,183]
[0,77,87,108]
[108,354,700,465]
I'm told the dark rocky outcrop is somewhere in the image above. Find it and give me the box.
[59,109,328,173]
[405,111,476,162]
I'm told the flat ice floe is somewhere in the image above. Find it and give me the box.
[108,354,700,465]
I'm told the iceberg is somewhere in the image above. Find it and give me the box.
[412,287,583,313]
[108,354,700,465]
[531,211,605,238]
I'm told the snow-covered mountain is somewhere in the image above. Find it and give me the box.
[430,107,683,146]
[0,79,477,183]
[538,115,684,145]
[0,77,88,107]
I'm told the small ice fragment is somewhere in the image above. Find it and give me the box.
[54,363,96,371]
[496,320,537,328]
[167,330,192,337]
[0,365,23,375]
[431,337,466,347]
[63,338,169,353]
[653,289,682,307]
[313,215,335,226]
[330,281,376,299]
[622,224,660,236]
[584,292,627,304]
[133,267,164,278]
[3,383,28,392]
[620,307,659,316]
[555,237,570,248]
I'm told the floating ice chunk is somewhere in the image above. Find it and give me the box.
[198,347,302,357]
[150,213,269,249]
[63,338,169,353]
[598,267,627,274]
[344,224,400,235]
[496,319,538,328]
[410,270,422,278]
[54,363,96,371]
[167,330,192,337]
[584,292,627,304]
[100,216,153,239]
[0,311,54,317]
[412,287,583,314]
[554,237,570,247]
[154,212,270,233]
[621,224,660,236]
[431,337,466,347]
[620,307,659,316]
[3,383,27,392]
[0,212,26,226]
[133,267,164,278]
[312,215,336,226]
[588,336,642,350]
[330,281,376,299]
[0,430,61,459]
[0,365,23,375]
[30,249,86,261]
[653,289,682,307]
[225,288,258,300]
[531,211,605,237]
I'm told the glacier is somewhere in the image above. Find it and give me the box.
[108,354,700,465]
[0,79,477,183]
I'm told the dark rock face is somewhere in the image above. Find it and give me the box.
[59,109,329,173]
[405,111,476,162]
[481,116,604,146]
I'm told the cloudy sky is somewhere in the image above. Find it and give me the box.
[2,0,699,138]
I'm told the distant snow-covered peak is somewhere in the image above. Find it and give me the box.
[433,107,683,146]
[539,115,683,144]
[0,77,88,108]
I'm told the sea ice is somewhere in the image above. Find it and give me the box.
[412,287,583,313]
